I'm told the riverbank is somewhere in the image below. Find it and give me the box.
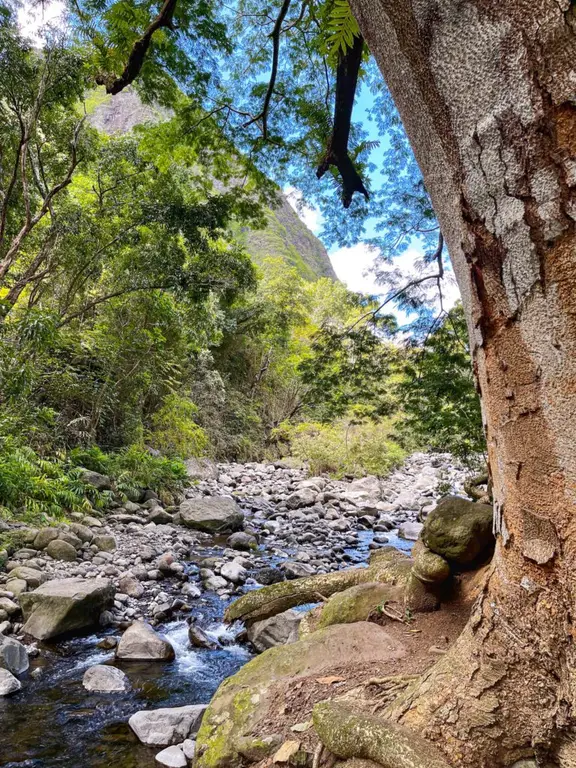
[0,452,470,767]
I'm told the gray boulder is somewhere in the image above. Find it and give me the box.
[46,539,78,562]
[81,470,112,491]
[20,578,114,640]
[179,497,243,534]
[33,528,59,550]
[118,575,144,599]
[115,621,175,661]
[155,745,187,768]
[69,523,94,543]
[220,561,247,584]
[0,636,29,675]
[286,489,316,509]
[226,531,257,551]
[6,566,46,589]
[247,609,302,653]
[184,458,218,482]
[82,664,131,692]
[0,668,21,696]
[93,534,117,552]
[129,704,207,745]
[397,521,423,541]
[422,496,494,565]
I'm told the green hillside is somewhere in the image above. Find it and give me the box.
[88,89,336,281]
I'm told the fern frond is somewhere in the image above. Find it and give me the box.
[324,0,360,64]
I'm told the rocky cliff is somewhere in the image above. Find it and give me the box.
[88,89,337,281]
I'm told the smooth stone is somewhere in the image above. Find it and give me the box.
[0,668,21,695]
[115,621,175,661]
[247,609,302,653]
[83,664,131,692]
[397,521,423,541]
[155,745,186,768]
[179,497,244,534]
[46,539,78,562]
[20,578,114,640]
[0,636,29,675]
[129,704,207,746]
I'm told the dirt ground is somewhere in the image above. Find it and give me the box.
[253,581,477,767]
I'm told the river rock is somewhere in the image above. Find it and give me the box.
[188,624,218,650]
[155,745,187,768]
[412,541,451,584]
[83,664,130,692]
[247,609,302,652]
[0,597,19,616]
[118,575,144,599]
[195,623,406,768]
[46,539,78,562]
[226,532,257,551]
[422,496,494,565]
[33,528,59,550]
[0,668,21,695]
[115,621,175,661]
[286,489,316,509]
[184,458,218,482]
[93,534,117,552]
[20,578,114,640]
[129,704,207,745]
[397,521,423,541]
[179,497,244,533]
[0,636,29,675]
[81,470,112,491]
[69,523,94,543]
[6,566,46,589]
[220,560,247,584]
[6,579,27,596]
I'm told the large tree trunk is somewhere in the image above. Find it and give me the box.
[346,1,576,766]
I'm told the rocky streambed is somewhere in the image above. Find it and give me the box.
[0,453,469,768]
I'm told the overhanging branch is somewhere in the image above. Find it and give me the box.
[96,0,178,95]
[316,33,368,208]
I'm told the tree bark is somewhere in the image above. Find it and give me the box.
[346,1,576,765]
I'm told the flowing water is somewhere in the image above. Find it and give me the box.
[0,529,412,768]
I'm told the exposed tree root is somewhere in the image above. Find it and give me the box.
[313,700,451,768]
[225,548,412,624]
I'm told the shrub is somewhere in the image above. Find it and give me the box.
[0,438,95,523]
[277,419,405,478]
[148,394,208,458]
[107,445,187,496]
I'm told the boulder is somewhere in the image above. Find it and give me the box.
[411,541,451,584]
[179,498,243,534]
[188,624,218,650]
[129,704,207,745]
[33,528,59,550]
[20,578,114,640]
[247,609,302,652]
[81,470,112,491]
[0,597,19,616]
[422,496,494,565]
[83,664,131,692]
[6,578,27,596]
[226,532,257,551]
[69,523,94,543]
[46,539,78,562]
[115,621,175,661]
[93,534,117,552]
[155,745,187,768]
[195,623,405,768]
[6,566,46,589]
[397,522,423,541]
[0,636,29,675]
[149,508,174,525]
[316,582,402,630]
[285,489,316,509]
[0,668,21,696]
[118,575,145,599]
[184,458,219,482]
[255,567,284,586]
[220,561,247,584]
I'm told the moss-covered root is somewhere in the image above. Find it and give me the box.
[225,567,368,623]
[313,701,451,768]
[225,547,413,624]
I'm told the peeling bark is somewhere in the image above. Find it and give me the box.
[346,1,576,765]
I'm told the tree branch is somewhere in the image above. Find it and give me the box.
[316,34,368,208]
[243,0,292,139]
[96,0,178,95]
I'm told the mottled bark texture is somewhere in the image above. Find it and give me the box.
[346,1,576,766]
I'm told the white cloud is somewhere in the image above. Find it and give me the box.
[284,186,323,235]
[329,242,383,296]
[18,0,67,44]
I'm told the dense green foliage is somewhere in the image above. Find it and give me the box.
[0,7,486,520]
[398,305,485,464]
